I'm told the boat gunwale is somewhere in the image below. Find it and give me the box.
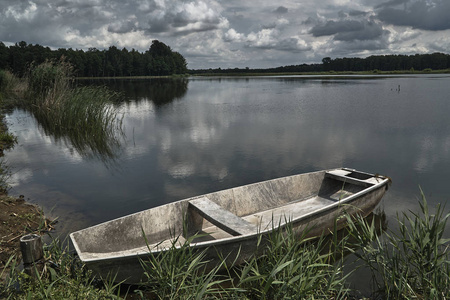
[72,169,389,263]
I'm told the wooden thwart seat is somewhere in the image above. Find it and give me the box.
[189,197,257,236]
[325,170,375,187]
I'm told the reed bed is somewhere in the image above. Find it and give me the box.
[1,196,448,299]
[138,234,230,299]
[0,70,22,94]
[231,224,350,299]
[345,190,449,299]
[14,60,123,160]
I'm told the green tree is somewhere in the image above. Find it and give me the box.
[0,42,8,69]
[322,57,332,71]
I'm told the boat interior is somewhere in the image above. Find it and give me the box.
[185,169,383,243]
[72,168,386,259]
[136,169,383,248]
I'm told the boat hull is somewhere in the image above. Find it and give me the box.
[70,168,389,284]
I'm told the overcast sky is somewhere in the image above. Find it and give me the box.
[1,0,449,69]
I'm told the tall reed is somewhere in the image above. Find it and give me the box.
[0,70,22,94]
[138,233,230,299]
[21,60,123,160]
[345,191,450,299]
[232,221,350,299]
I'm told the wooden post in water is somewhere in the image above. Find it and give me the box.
[20,234,44,277]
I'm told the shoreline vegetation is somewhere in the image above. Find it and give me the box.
[0,57,449,298]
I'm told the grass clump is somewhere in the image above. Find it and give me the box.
[26,60,73,103]
[0,132,17,146]
[1,238,123,300]
[346,190,450,299]
[233,224,350,299]
[138,235,230,299]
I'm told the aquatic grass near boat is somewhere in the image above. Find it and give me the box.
[232,218,351,299]
[345,191,450,299]
[21,61,123,160]
[137,232,231,299]
[134,220,352,299]
[1,222,350,299]
[0,255,20,298]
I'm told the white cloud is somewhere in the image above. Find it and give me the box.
[247,28,278,48]
[5,1,37,21]
[64,26,150,50]
[387,26,422,44]
[224,28,244,42]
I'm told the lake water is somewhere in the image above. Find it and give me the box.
[4,75,450,290]
[6,74,450,232]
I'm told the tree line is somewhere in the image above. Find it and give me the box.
[321,53,450,72]
[2,39,449,76]
[192,52,450,74]
[0,40,188,77]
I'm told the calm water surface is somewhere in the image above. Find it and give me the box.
[5,74,450,290]
[6,74,450,232]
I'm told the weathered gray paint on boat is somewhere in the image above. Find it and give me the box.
[70,168,390,284]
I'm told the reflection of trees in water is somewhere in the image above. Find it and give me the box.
[78,78,189,107]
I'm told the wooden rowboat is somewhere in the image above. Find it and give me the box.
[70,168,390,284]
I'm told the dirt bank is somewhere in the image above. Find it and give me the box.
[0,194,55,268]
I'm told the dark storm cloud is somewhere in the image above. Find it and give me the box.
[273,6,288,14]
[277,38,311,52]
[335,21,386,41]
[311,19,386,41]
[375,0,409,9]
[376,0,450,30]
[107,20,137,34]
[311,20,364,37]
[349,10,369,17]
[338,38,389,52]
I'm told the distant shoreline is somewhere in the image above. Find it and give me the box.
[188,69,450,77]
[75,69,450,80]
